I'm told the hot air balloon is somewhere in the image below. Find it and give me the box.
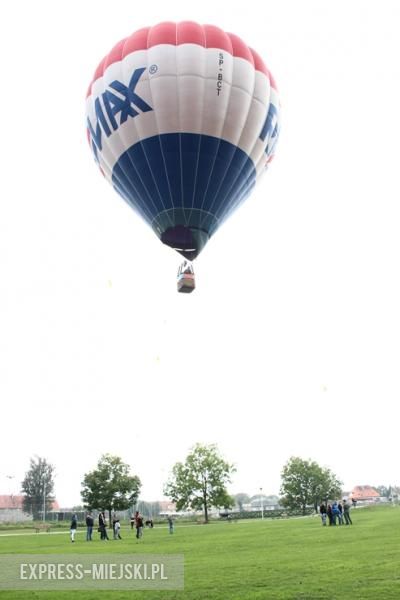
[86,21,280,293]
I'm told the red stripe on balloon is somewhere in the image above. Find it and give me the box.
[147,21,177,46]
[177,21,206,46]
[227,33,254,66]
[103,39,126,70]
[87,21,276,96]
[203,24,232,53]
[249,47,276,88]
[122,27,150,56]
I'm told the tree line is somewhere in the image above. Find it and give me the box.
[19,446,396,523]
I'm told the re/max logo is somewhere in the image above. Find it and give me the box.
[259,103,279,150]
[87,67,153,156]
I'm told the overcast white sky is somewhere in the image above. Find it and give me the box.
[1,0,399,507]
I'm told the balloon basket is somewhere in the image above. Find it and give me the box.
[177,261,196,294]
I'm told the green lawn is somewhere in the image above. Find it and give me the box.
[0,505,399,599]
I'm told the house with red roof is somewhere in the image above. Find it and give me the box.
[349,486,380,501]
[0,495,60,523]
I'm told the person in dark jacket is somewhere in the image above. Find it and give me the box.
[167,515,175,534]
[70,514,78,542]
[85,512,94,541]
[135,511,144,539]
[319,503,327,526]
[337,502,344,525]
[327,504,333,526]
[112,512,117,533]
[99,511,109,540]
[343,499,353,525]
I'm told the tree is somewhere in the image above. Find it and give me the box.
[21,456,55,520]
[164,443,235,523]
[280,457,342,515]
[234,493,250,511]
[81,454,141,526]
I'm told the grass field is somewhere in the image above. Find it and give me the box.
[0,505,398,599]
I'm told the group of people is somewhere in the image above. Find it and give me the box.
[69,510,144,542]
[97,510,143,540]
[70,511,175,542]
[319,499,353,526]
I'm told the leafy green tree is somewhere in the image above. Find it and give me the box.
[234,493,250,511]
[164,443,235,523]
[280,457,342,515]
[223,495,236,510]
[309,466,343,512]
[21,456,55,520]
[81,454,141,526]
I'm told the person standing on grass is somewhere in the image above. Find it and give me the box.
[85,511,94,541]
[337,502,344,525]
[167,515,174,534]
[112,512,117,534]
[135,511,144,539]
[331,502,340,525]
[114,519,122,539]
[70,514,78,542]
[343,499,353,525]
[99,510,109,540]
[319,503,327,526]
[327,504,333,526]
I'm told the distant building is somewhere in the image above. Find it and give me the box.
[249,496,280,510]
[0,495,31,522]
[350,486,380,501]
[158,500,177,514]
[0,495,60,523]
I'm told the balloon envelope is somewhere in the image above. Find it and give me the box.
[86,21,280,260]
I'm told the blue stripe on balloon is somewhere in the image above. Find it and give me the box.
[112,133,256,241]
